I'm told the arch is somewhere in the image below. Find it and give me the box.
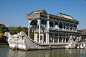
[55,22,58,25]
[41,20,46,28]
[41,20,46,25]
[30,20,37,25]
[59,23,62,28]
[55,22,58,29]
[49,21,53,28]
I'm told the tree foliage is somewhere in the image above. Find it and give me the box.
[30,25,35,40]
[0,24,9,33]
[77,30,84,32]
[8,26,28,35]
[22,27,28,35]
[0,24,35,39]
[8,27,17,35]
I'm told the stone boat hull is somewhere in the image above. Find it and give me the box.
[4,31,76,50]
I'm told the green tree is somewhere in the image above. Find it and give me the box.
[0,24,9,33]
[16,26,22,33]
[30,25,35,40]
[8,27,17,35]
[22,27,28,35]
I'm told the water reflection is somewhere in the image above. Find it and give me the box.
[6,49,86,57]
[76,49,86,57]
[6,49,26,57]
[0,45,86,57]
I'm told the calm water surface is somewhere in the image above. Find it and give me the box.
[0,45,86,57]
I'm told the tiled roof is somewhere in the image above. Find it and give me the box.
[57,13,75,20]
[27,9,47,16]
[26,9,79,23]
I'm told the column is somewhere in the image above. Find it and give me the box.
[34,33,37,42]
[28,19,32,37]
[68,34,69,42]
[62,23,64,30]
[46,33,49,44]
[79,36,80,42]
[76,25,77,32]
[78,36,79,43]
[69,34,70,41]
[58,22,60,29]
[65,23,66,31]
[38,19,41,43]
[65,34,66,43]
[77,35,78,42]
[75,35,76,42]
[80,36,81,41]
[58,34,59,43]
[69,24,70,31]
[62,34,63,43]
[42,34,44,43]
[72,24,73,32]
[53,34,55,43]
[53,21,55,29]
[72,35,73,40]
[46,20,49,29]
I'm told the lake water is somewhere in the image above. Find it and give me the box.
[0,45,86,57]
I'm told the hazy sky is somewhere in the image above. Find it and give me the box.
[0,0,86,30]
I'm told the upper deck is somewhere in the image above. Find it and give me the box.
[26,9,79,25]
[26,9,79,33]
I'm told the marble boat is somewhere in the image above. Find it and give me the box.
[4,9,81,50]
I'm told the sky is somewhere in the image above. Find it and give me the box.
[0,0,86,30]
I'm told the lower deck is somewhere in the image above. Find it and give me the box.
[34,32,81,44]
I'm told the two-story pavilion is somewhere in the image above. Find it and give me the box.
[26,9,81,44]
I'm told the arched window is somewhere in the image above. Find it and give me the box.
[59,23,62,28]
[41,20,46,28]
[55,22,58,29]
[66,24,69,29]
[70,24,72,30]
[49,21,53,28]
[63,23,65,29]
[41,20,46,25]
[49,33,53,43]
[74,25,77,30]
[30,20,37,25]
